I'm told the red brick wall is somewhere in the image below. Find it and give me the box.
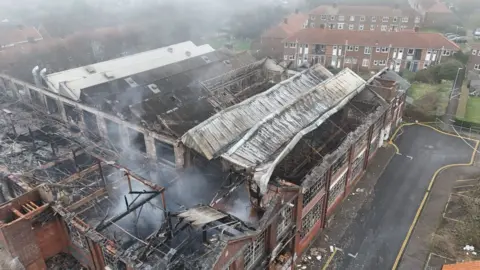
[1,219,45,269]
[213,238,251,270]
[34,218,69,259]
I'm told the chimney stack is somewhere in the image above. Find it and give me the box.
[284,18,288,24]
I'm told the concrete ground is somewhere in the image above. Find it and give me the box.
[302,125,476,270]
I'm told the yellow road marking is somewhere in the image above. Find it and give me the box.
[390,123,479,270]
[322,248,337,270]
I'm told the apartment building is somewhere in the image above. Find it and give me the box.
[283,29,459,72]
[257,11,308,60]
[307,4,422,32]
[467,43,480,74]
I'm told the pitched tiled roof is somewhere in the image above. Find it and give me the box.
[310,5,419,17]
[443,260,480,270]
[262,13,308,39]
[0,25,43,47]
[283,29,460,50]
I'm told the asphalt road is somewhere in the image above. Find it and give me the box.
[330,125,475,270]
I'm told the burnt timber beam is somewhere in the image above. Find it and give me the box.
[68,188,107,211]
[87,153,165,193]
[60,164,100,184]
[96,192,159,231]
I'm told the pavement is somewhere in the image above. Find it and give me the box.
[315,125,476,270]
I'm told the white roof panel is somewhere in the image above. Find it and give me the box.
[45,41,214,100]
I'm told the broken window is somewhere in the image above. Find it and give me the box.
[64,103,80,124]
[29,88,44,107]
[244,230,267,270]
[128,128,146,153]
[83,110,100,138]
[331,153,348,177]
[301,199,323,239]
[155,139,175,163]
[328,172,347,208]
[351,149,366,181]
[277,205,294,240]
[303,173,326,206]
[106,119,122,150]
[45,96,59,114]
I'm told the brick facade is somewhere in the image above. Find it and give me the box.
[308,5,422,32]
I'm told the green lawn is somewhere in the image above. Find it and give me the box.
[463,97,480,124]
[408,81,453,116]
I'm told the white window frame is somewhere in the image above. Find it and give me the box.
[347,45,354,51]
[364,46,371,54]
[381,47,389,53]
[475,64,480,70]
[442,50,451,56]
[321,15,327,20]
[349,24,354,30]
[372,16,377,22]
[349,16,355,21]
[379,60,386,66]
[359,24,364,31]
[370,25,376,31]
[310,15,316,21]
[415,16,421,23]
[330,15,336,20]
[284,55,288,60]
[382,16,389,22]
[352,58,358,64]
[289,55,295,60]
[407,48,414,55]
[393,17,398,22]
[354,46,359,51]
[338,15,345,21]
[376,47,381,52]
[290,43,296,48]
[381,25,387,31]
[337,23,344,29]
[345,58,352,64]
[362,59,369,67]
[472,50,477,56]
[373,60,379,66]
[402,17,409,22]
[360,16,366,22]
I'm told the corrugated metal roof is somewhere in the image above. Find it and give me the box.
[181,64,334,160]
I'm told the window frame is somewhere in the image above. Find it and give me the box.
[321,15,327,20]
[382,16,389,22]
[359,24,364,31]
[349,16,355,21]
[371,16,377,22]
[362,58,369,67]
[370,25,376,31]
[364,46,371,54]
[338,15,345,21]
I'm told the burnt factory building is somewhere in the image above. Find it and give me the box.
[0,41,409,270]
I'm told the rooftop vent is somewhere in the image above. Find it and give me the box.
[124,77,138,87]
[167,47,174,53]
[103,72,115,79]
[148,84,160,94]
[185,51,191,57]
[201,56,211,63]
[85,66,96,74]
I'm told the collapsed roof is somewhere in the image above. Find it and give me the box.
[182,65,375,193]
